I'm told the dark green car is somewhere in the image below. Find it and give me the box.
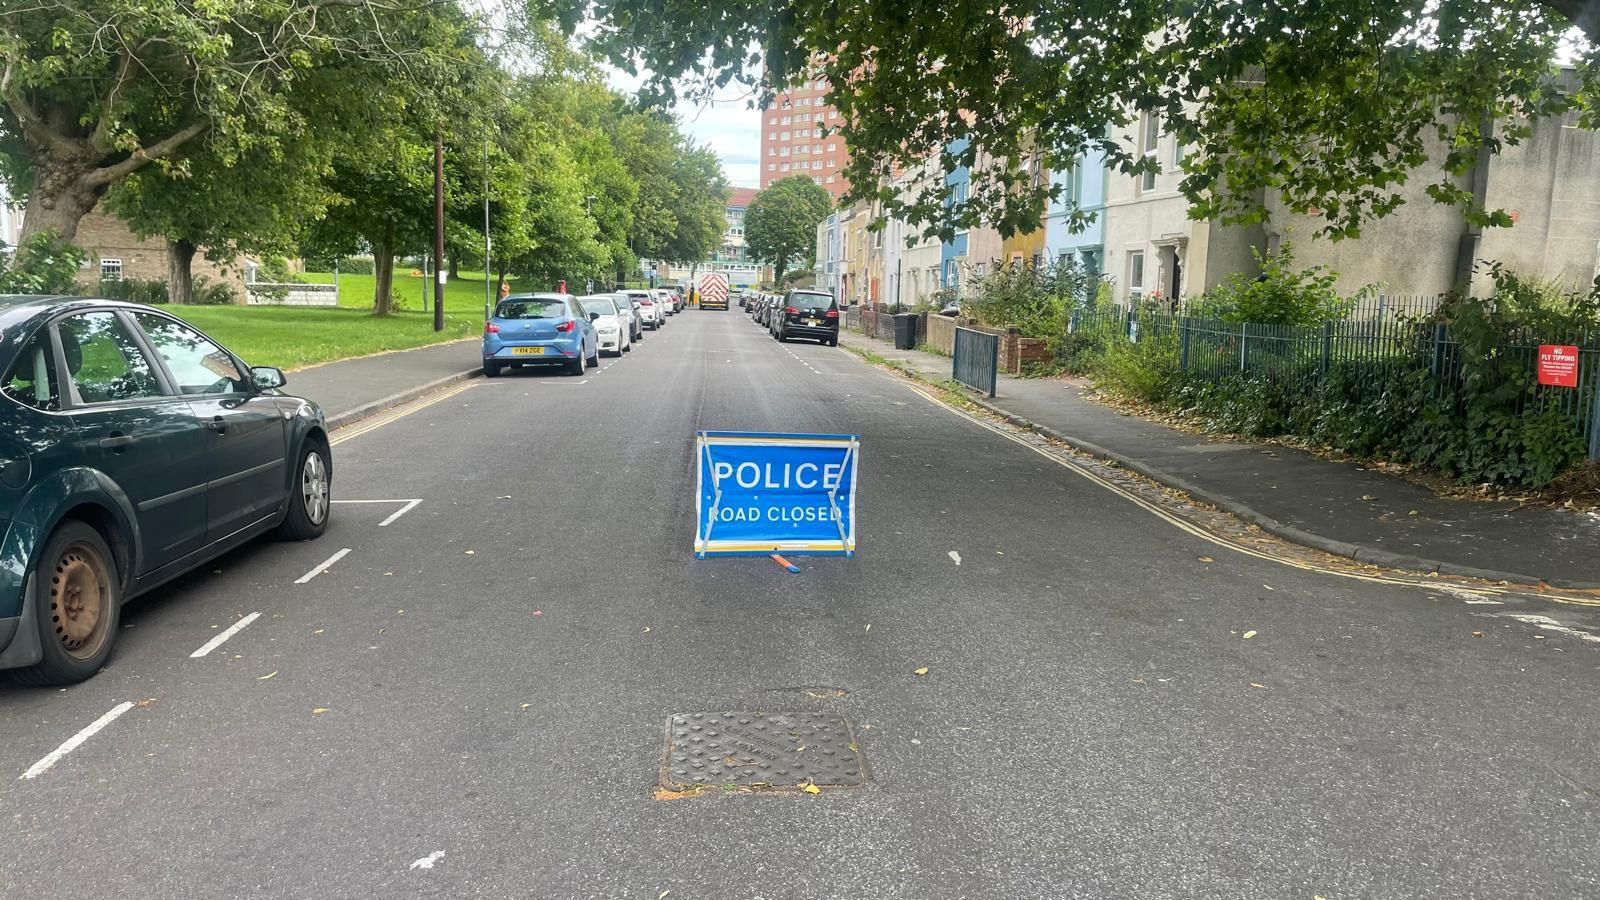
[0,296,332,685]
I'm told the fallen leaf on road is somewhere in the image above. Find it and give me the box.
[913,667,929,676]
[519,703,531,710]
[1472,631,1485,637]
[1408,510,1419,516]
[1250,683,1266,689]
[134,698,156,709]
[1132,677,1145,684]
[1263,585,1274,591]
[313,629,324,635]
[865,623,871,632]
[257,671,278,681]
[1198,556,1214,563]
[532,610,542,616]
[1360,494,1378,501]
[383,572,393,576]
[1242,630,1258,640]
[498,495,512,500]
[465,550,476,555]
[801,784,821,795]
[659,892,671,900]
[312,707,330,715]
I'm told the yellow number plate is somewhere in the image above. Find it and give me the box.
[511,346,545,356]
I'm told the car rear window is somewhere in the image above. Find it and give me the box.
[579,297,617,316]
[790,293,835,311]
[497,299,567,319]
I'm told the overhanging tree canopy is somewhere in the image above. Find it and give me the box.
[562,0,1599,241]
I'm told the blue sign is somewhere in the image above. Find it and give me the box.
[695,431,860,559]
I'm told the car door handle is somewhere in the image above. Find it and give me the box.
[206,416,228,434]
[99,433,138,451]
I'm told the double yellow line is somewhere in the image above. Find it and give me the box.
[898,380,1600,608]
[330,382,479,446]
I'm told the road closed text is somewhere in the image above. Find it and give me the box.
[708,504,842,526]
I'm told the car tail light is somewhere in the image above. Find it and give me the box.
[785,306,800,315]
[825,309,839,319]
[484,322,501,334]
[642,299,654,305]
[556,320,576,333]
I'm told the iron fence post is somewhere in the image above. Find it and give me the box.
[1240,322,1248,373]
[1320,321,1332,379]
[1589,360,1600,461]
[1430,322,1447,376]
[1179,317,1191,371]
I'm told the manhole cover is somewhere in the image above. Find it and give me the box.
[661,712,867,790]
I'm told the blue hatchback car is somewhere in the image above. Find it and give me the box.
[0,296,331,685]
[483,293,599,377]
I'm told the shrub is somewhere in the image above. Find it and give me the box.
[1186,242,1363,326]
[193,277,237,305]
[97,278,169,304]
[0,231,85,294]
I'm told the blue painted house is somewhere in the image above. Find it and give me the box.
[940,139,971,291]
[1045,144,1109,283]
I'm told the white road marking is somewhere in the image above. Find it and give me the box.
[409,851,446,870]
[296,548,352,584]
[1494,613,1600,644]
[378,499,423,527]
[948,551,962,566]
[20,701,136,779]
[189,612,262,658]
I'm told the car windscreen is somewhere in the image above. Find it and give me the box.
[579,297,617,316]
[496,299,567,320]
[790,294,835,311]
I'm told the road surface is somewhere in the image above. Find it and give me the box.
[3,309,1598,899]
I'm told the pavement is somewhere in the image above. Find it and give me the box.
[285,338,482,429]
[5,309,1600,898]
[839,327,1600,589]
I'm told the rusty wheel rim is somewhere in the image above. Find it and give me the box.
[50,542,112,660]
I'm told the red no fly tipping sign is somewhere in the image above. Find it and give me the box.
[1538,345,1580,388]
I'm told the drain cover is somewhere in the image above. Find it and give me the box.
[662,712,867,789]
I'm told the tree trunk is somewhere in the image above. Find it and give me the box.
[774,258,787,285]
[167,239,197,305]
[18,155,105,249]
[373,229,396,315]
[448,255,460,279]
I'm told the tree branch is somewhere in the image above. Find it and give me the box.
[0,55,80,157]
[1541,0,1600,44]
[89,47,139,155]
[83,121,209,187]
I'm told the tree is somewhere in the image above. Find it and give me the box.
[745,176,833,283]
[0,0,433,247]
[567,0,1598,242]
[661,141,729,267]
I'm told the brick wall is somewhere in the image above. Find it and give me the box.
[73,209,248,300]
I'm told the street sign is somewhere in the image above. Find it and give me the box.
[1538,344,1580,388]
[695,431,859,559]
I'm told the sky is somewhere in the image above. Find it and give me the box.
[602,65,763,189]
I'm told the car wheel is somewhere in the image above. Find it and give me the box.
[568,351,586,376]
[484,361,501,377]
[587,345,600,367]
[277,438,331,541]
[10,521,121,686]
[828,337,838,347]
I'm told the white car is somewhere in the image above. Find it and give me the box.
[624,289,662,329]
[654,288,676,316]
[578,294,631,356]
[609,291,642,341]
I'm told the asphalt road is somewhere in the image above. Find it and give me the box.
[3,308,1599,899]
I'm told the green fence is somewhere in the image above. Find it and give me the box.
[1070,305,1600,460]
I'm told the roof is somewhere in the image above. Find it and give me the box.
[727,187,759,209]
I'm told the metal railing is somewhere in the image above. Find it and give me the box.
[953,326,1000,398]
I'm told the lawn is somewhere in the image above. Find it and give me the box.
[155,270,500,371]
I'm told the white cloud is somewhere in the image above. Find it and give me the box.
[601,64,762,189]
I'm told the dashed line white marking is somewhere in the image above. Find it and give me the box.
[189,612,262,658]
[409,850,446,870]
[377,499,423,527]
[296,548,352,584]
[948,550,962,565]
[20,701,136,779]
[1493,613,1600,644]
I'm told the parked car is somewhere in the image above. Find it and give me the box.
[774,290,841,345]
[610,292,643,341]
[623,289,662,329]
[482,293,599,377]
[578,295,630,356]
[0,297,329,685]
[654,288,676,316]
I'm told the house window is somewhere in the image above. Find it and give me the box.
[780,147,789,157]
[781,116,791,125]
[781,163,790,171]
[1128,250,1145,296]
[827,160,835,168]
[768,116,777,126]
[814,177,823,185]
[100,258,123,282]
[780,131,790,140]
[767,147,775,156]
[826,176,836,183]
[767,132,775,141]
[1140,112,1159,192]
[767,163,776,171]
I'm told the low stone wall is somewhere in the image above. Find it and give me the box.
[926,314,958,355]
[247,283,339,306]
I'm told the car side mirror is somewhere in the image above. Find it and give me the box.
[252,366,286,390]
[589,312,601,322]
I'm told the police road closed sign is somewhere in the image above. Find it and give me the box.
[695,431,859,558]
[1538,344,1580,388]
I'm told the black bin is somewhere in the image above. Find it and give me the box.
[892,313,918,350]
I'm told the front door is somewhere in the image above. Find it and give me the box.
[133,313,288,543]
[57,311,211,574]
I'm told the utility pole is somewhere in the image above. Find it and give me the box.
[585,194,597,294]
[484,137,492,322]
[433,124,445,332]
